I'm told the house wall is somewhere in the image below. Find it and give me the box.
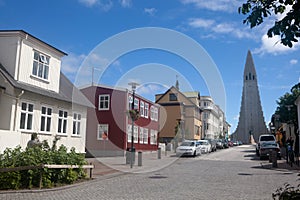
[0,36,18,78]
[0,90,87,153]
[18,39,61,93]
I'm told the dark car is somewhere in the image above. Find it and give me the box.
[216,139,224,149]
[259,141,281,160]
[205,138,217,152]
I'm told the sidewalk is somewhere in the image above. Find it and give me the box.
[87,150,178,176]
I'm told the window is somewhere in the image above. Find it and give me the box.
[134,98,139,110]
[140,101,144,117]
[99,95,110,110]
[134,126,138,143]
[143,128,148,144]
[144,103,149,118]
[150,106,157,120]
[72,113,81,135]
[40,106,52,132]
[150,130,157,145]
[139,127,144,143]
[127,124,132,142]
[128,95,133,109]
[98,124,108,140]
[195,125,200,136]
[32,51,49,80]
[169,93,177,101]
[58,110,68,134]
[20,102,34,130]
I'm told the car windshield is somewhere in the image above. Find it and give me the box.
[181,142,195,146]
[261,142,277,147]
[199,141,208,145]
[260,136,275,141]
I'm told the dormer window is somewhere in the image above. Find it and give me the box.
[32,51,49,80]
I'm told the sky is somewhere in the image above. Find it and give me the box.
[0,0,299,134]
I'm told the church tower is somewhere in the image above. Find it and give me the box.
[234,51,267,143]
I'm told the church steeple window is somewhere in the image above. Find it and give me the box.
[249,73,251,80]
[246,76,248,80]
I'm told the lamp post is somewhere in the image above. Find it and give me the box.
[128,82,139,168]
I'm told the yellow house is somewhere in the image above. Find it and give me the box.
[155,86,202,143]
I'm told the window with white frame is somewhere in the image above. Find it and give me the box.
[134,126,138,143]
[20,102,34,130]
[150,130,157,145]
[32,50,50,80]
[128,95,133,109]
[150,106,155,120]
[40,106,52,132]
[72,113,81,135]
[139,127,144,143]
[143,128,148,144]
[99,94,110,110]
[144,103,149,118]
[58,110,68,134]
[154,107,158,121]
[127,124,132,142]
[140,101,144,117]
[134,98,139,110]
[98,124,108,140]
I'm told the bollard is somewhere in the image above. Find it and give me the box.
[138,151,142,166]
[269,150,273,163]
[158,147,161,159]
[272,150,278,168]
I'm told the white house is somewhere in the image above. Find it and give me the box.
[0,30,92,153]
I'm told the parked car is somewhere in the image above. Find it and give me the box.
[222,139,229,148]
[176,140,201,157]
[216,139,224,149]
[259,141,281,160]
[198,140,212,153]
[205,138,217,152]
[228,141,233,147]
[256,134,276,156]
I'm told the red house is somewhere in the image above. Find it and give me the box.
[81,85,160,157]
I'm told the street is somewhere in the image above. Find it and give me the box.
[1,145,299,200]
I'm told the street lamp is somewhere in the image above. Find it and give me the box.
[128,82,139,168]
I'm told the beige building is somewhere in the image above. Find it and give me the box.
[155,86,202,143]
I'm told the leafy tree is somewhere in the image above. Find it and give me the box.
[274,82,299,151]
[239,0,300,47]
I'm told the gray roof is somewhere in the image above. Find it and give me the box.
[0,63,93,108]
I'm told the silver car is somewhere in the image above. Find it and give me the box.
[176,140,202,157]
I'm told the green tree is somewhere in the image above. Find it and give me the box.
[239,0,300,47]
[274,83,299,151]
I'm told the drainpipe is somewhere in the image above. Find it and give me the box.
[13,90,24,131]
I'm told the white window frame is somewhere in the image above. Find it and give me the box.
[40,105,52,133]
[58,110,68,134]
[144,103,149,118]
[139,127,144,143]
[32,50,50,80]
[154,107,158,121]
[143,128,148,144]
[20,102,34,130]
[72,113,81,136]
[134,98,139,110]
[128,95,133,109]
[150,130,157,145]
[98,124,109,140]
[127,124,132,142]
[134,126,138,143]
[140,101,144,117]
[99,94,110,110]
[150,106,155,120]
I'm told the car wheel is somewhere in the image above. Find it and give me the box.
[193,151,196,157]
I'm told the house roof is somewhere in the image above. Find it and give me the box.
[0,63,93,108]
[0,30,67,56]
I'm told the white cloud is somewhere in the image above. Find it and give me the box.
[61,53,86,75]
[78,0,113,11]
[254,34,299,55]
[119,0,132,8]
[188,18,215,28]
[290,59,298,65]
[188,18,255,39]
[180,0,241,13]
[144,8,157,16]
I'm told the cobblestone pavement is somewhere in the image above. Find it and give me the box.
[1,145,299,200]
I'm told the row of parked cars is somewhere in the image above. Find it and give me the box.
[176,138,242,157]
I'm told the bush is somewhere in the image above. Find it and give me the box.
[0,140,87,190]
[273,183,300,200]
